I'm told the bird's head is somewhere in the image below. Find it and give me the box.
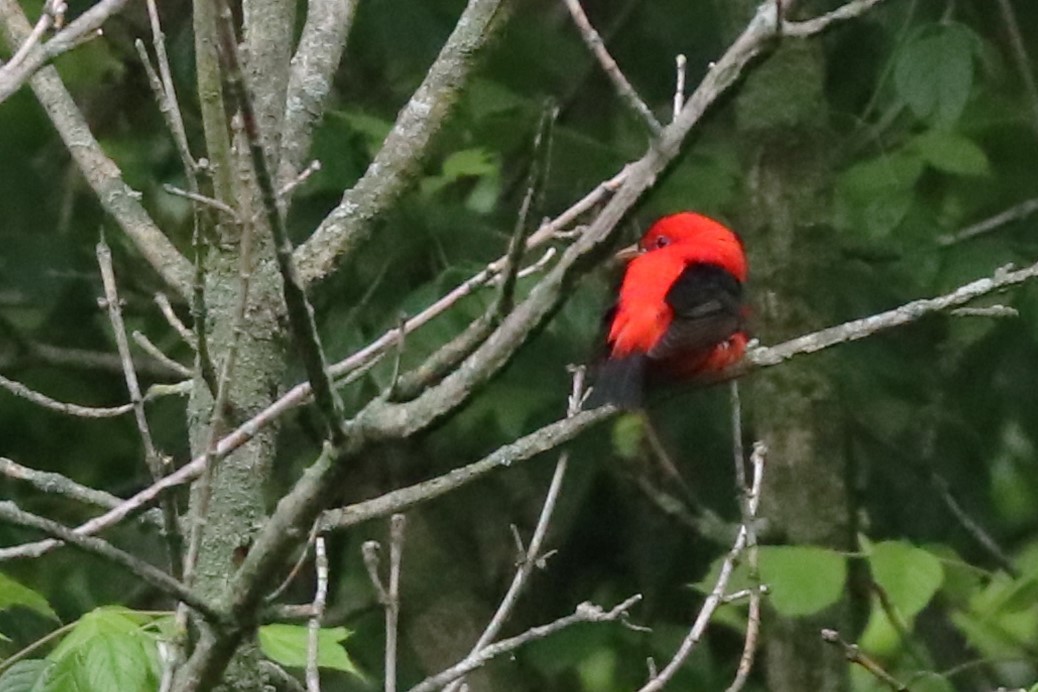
[615,212,747,282]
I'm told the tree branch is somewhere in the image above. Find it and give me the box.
[0,456,163,528]
[0,501,222,622]
[0,0,123,104]
[638,443,766,692]
[560,0,662,134]
[278,0,359,191]
[0,0,193,296]
[294,0,517,285]
[1,250,1030,564]
[406,595,643,692]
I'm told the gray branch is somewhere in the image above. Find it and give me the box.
[294,0,517,285]
[0,0,193,296]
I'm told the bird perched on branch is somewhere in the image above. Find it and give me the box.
[590,212,749,409]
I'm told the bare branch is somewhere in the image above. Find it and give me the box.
[639,443,766,692]
[673,54,686,121]
[742,261,1038,372]
[295,0,517,285]
[821,629,909,692]
[154,294,197,349]
[444,368,585,692]
[724,384,762,692]
[2,250,1032,564]
[132,331,193,379]
[306,536,328,692]
[0,501,221,623]
[937,197,1038,246]
[321,405,613,533]
[406,595,643,692]
[781,0,887,37]
[0,0,193,296]
[0,373,133,418]
[0,0,121,104]
[0,456,162,528]
[98,240,184,578]
[279,0,359,190]
[385,515,405,692]
[560,0,662,135]
[995,0,1038,139]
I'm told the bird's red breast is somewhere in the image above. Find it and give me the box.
[592,212,748,408]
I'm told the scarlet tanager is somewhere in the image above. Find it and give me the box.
[590,212,748,409]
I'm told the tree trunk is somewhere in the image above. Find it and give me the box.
[732,34,856,692]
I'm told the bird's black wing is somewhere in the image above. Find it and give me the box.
[647,263,743,362]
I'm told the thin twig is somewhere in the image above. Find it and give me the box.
[385,515,405,692]
[937,197,1038,246]
[306,536,328,692]
[445,367,586,692]
[266,522,321,604]
[154,293,196,348]
[639,443,766,692]
[0,0,194,294]
[781,0,886,36]
[560,0,662,135]
[406,595,643,692]
[161,184,240,221]
[995,0,1038,140]
[143,0,195,177]
[97,239,183,576]
[0,456,163,528]
[929,471,1018,577]
[0,373,133,418]
[821,629,909,692]
[1,249,1033,565]
[0,501,221,622]
[673,54,686,121]
[132,331,193,378]
[725,384,762,692]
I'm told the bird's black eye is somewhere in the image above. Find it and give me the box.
[655,235,670,248]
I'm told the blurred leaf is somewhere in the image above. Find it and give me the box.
[894,23,978,126]
[911,130,990,176]
[757,546,847,616]
[0,659,51,692]
[258,624,358,675]
[868,541,944,618]
[610,414,645,461]
[46,608,160,692]
[0,573,57,621]
[835,152,923,237]
[331,110,393,156]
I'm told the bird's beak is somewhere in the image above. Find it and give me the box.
[614,243,642,263]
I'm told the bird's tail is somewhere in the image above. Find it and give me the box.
[586,354,647,410]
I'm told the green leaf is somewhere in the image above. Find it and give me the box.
[46,608,159,692]
[834,152,924,237]
[331,109,393,155]
[258,624,359,675]
[0,573,58,621]
[757,546,847,616]
[0,660,52,692]
[441,149,499,181]
[894,23,978,126]
[911,130,990,176]
[868,541,944,618]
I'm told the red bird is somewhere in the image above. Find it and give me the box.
[591,212,748,409]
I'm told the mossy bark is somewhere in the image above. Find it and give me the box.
[723,15,857,692]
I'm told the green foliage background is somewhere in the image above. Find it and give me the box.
[2,0,1038,689]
